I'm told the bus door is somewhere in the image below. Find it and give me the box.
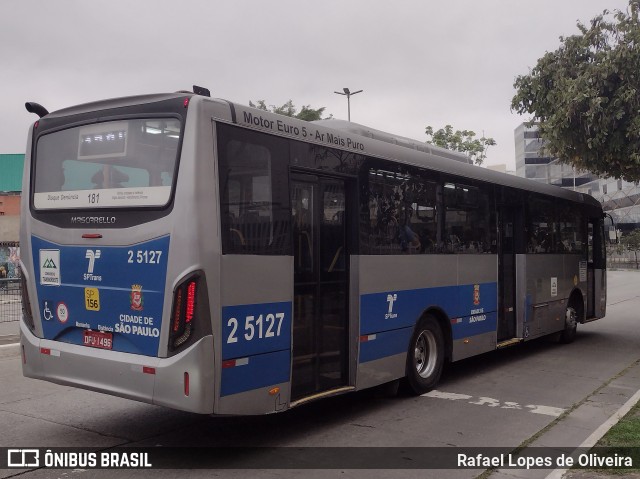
[290,174,349,401]
[586,219,597,318]
[497,200,517,342]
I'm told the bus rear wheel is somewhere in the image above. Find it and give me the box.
[406,315,445,394]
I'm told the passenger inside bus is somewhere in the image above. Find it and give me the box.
[90,166,129,189]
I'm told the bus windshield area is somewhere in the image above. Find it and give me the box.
[33,118,181,210]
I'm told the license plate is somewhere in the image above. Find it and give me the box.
[83,330,113,350]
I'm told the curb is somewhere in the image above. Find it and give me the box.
[489,360,640,479]
[545,388,640,479]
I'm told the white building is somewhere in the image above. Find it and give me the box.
[514,123,640,231]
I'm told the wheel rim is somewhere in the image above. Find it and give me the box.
[414,330,437,378]
[566,307,577,329]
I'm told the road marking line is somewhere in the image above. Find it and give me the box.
[423,390,565,417]
[525,404,565,417]
[423,390,472,401]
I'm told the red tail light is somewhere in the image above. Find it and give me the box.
[186,281,196,323]
[169,277,198,351]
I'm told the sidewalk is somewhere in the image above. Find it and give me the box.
[0,320,19,337]
[490,359,640,478]
[0,320,19,346]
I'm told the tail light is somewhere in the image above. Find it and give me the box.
[169,276,199,351]
[19,266,36,333]
[167,271,211,356]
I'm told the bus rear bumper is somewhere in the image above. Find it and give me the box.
[20,321,215,414]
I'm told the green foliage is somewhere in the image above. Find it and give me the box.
[249,100,330,121]
[592,400,640,473]
[622,229,640,251]
[621,228,640,268]
[512,0,640,182]
[425,125,496,165]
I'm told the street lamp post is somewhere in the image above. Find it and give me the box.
[334,87,363,122]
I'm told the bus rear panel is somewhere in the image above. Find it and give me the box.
[21,94,217,413]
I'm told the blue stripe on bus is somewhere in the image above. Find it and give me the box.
[220,349,290,397]
[360,282,497,333]
[451,311,497,340]
[359,282,497,363]
[31,235,169,356]
[359,327,413,363]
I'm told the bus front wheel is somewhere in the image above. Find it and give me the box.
[559,305,578,343]
[406,315,445,394]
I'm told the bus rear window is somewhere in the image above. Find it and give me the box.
[33,118,181,210]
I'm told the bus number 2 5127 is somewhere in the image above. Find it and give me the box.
[226,313,285,343]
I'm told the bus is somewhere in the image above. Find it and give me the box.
[19,89,607,415]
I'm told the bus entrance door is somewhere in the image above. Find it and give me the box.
[497,202,517,343]
[586,218,598,318]
[291,175,349,401]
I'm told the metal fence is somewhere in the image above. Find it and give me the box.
[0,278,21,323]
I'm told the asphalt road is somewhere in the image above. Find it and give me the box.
[0,270,639,479]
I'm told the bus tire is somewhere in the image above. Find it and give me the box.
[559,304,578,344]
[406,315,445,394]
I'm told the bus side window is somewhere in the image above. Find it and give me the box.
[527,195,555,253]
[217,124,291,255]
[443,182,493,254]
[363,163,439,255]
[557,201,584,254]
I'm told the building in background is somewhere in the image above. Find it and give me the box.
[514,123,595,188]
[0,154,24,278]
[514,124,640,232]
[0,154,24,216]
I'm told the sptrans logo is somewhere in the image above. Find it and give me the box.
[84,250,102,281]
[385,293,398,319]
[39,249,60,286]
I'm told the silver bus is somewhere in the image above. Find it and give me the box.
[20,89,607,415]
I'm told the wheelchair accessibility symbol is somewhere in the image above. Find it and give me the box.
[42,300,53,321]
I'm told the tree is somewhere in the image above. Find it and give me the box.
[249,100,331,121]
[512,1,640,182]
[622,228,640,268]
[424,125,496,165]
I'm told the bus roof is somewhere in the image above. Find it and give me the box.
[38,92,602,210]
[315,119,473,165]
[225,98,601,210]
[43,93,192,119]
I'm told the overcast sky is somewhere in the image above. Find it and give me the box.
[1,0,632,169]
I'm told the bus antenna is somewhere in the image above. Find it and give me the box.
[25,102,49,118]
